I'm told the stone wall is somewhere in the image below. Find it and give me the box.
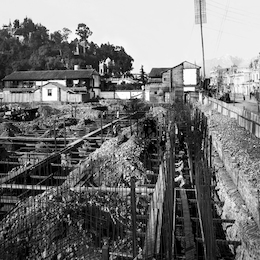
[212,145,260,260]
[198,102,260,259]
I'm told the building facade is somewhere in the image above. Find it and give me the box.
[209,62,260,97]
[146,61,201,103]
[1,68,101,103]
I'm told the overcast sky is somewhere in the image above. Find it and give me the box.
[1,0,260,73]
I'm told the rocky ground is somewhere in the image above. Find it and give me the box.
[198,102,260,260]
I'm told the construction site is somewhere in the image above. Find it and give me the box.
[0,98,260,260]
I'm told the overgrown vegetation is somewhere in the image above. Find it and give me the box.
[0,18,134,80]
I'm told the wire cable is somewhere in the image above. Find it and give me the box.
[215,0,231,53]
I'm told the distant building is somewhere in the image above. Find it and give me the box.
[209,63,257,97]
[146,61,201,102]
[99,58,113,76]
[163,61,201,100]
[146,68,170,102]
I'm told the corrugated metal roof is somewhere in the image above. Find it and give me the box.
[2,69,99,81]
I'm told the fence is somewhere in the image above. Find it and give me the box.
[100,90,143,100]
[201,94,260,138]
[1,90,85,103]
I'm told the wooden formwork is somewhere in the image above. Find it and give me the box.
[143,164,167,258]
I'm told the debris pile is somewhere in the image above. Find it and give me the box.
[0,107,158,260]
[0,122,21,137]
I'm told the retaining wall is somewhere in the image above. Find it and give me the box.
[212,148,260,260]
[201,94,260,138]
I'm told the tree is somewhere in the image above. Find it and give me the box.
[19,18,35,42]
[29,24,49,49]
[13,19,20,29]
[0,17,135,79]
[50,31,63,56]
[113,46,133,75]
[140,65,147,85]
[97,43,133,76]
[76,23,92,41]
[61,27,71,42]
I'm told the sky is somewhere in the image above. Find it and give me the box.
[1,0,260,74]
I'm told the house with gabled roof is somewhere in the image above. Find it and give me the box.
[146,61,201,102]
[162,61,201,100]
[1,67,101,103]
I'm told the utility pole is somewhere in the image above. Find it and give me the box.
[199,0,206,80]
[195,0,207,83]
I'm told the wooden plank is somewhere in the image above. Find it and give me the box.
[0,165,32,185]
[0,136,76,142]
[71,186,154,195]
[0,115,133,186]
[85,137,111,140]
[0,196,19,204]
[30,175,67,180]
[172,188,177,256]
[143,164,165,257]
[155,165,166,254]
[176,198,222,205]
[176,236,241,246]
[180,189,196,260]
[0,161,23,165]
[0,184,53,191]
[109,252,133,259]
[176,216,235,224]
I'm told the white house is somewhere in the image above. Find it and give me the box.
[41,82,77,102]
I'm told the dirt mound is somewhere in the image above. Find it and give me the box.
[0,122,21,136]
[38,105,60,117]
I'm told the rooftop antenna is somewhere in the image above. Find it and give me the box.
[194,0,207,80]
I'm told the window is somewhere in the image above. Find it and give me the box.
[66,79,73,87]
[47,89,52,96]
[154,91,157,94]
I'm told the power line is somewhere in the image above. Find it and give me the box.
[215,0,231,53]
[207,8,260,28]
[203,25,250,40]
[208,0,260,17]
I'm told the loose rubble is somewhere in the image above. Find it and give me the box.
[0,102,160,260]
